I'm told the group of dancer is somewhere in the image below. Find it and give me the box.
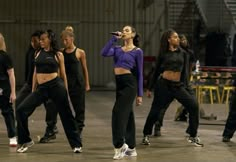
[101,27,204,160]
[0,26,90,153]
[1,25,236,159]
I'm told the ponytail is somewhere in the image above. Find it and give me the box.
[133,33,141,47]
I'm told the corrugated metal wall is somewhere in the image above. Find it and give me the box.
[0,0,165,87]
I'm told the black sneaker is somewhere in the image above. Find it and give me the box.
[222,136,231,142]
[154,130,161,137]
[53,126,59,134]
[142,136,150,145]
[174,106,188,122]
[187,136,204,147]
[39,132,56,143]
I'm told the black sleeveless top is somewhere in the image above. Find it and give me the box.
[35,49,59,73]
[63,48,82,76]
[63,48,85,88]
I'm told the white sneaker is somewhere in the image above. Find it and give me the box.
[73,147,82,153]
[187,136,204,147]
[17,140,34,153]
[113,143,128,160]
[125,148,137,157]
[9,137,17,147]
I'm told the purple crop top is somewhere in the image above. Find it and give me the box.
[101,36,143,96]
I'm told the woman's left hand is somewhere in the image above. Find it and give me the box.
[136,96,142,106]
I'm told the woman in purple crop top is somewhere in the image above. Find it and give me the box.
[101,25,143,160]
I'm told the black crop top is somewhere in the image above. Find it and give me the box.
[159,49,184,72]
[148,48,185,90]
[35,50,59,73]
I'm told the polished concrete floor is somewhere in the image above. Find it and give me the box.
[0,91,236,162]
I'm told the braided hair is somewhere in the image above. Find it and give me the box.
[159,29,177,56]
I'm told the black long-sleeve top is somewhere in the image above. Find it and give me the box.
[180,47,196,86]
[147,48,185,90]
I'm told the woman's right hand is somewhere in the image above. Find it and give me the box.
[85,84,91,92]
[9,92,16,103]
[115,31,123,39]
[146,89,152,98]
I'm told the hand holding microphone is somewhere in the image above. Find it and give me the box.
[110,31,123,38]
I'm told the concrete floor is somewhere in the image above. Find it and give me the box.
[0,91,236,162]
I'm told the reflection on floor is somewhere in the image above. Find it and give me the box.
[0,91,235,162]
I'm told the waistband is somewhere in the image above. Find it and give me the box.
[115,73,134,78]
[38,77,60,87]
[160,76,182,86]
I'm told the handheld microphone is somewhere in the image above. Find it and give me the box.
[110,32,120,36]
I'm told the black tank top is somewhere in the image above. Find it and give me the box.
[63,48,85,87]
[63,48,82,76]
[35,49,59,73]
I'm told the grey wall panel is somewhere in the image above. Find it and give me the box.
[201,0,234,32]
[0,0,163,87]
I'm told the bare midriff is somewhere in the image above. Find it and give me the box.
[114,67,131,75]
[36,73,58,84]
[162,70,181,81]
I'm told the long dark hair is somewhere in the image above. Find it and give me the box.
[41,29,59,54]
[127,25,141,47]
[159,29,176,56]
